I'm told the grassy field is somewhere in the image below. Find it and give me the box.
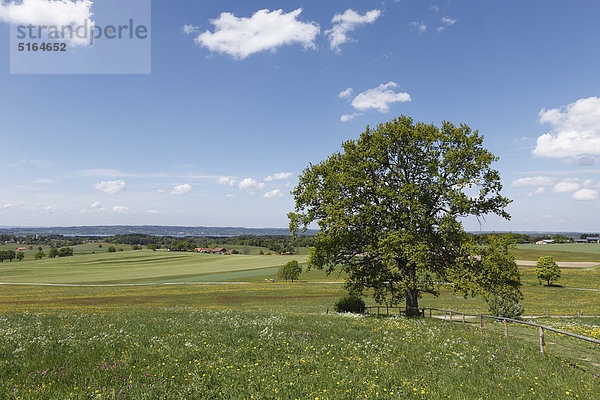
[0,251,307,284]
[513,243,600,262]
[1,309,598,399]
[1,248,600,398]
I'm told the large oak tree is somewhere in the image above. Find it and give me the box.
[289,116,520,315]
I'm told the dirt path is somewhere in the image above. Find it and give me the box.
[515,260,599,268]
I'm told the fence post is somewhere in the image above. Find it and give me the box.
[429,308,432,318]
[462,314,465,324]
[326,306,329,314]
[480,315,484,331]
[377,306,380,315]
[449,310,453,322]
[386,304,389,316]
[539,327,546,355]
[504,319,508,338]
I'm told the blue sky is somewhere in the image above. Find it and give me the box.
[1,0,600,230]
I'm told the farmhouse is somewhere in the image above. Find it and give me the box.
[574,239,588,244]
[586,237,600,243]
[535,239,554,245]
[16,247,27,251]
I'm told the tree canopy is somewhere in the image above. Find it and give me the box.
[536,256,561,286]
[289,116,520,315]
[279,260,303,282]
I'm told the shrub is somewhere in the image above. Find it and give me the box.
[334,295,366,314]
[108,246,117,253]
[487,292,524,319]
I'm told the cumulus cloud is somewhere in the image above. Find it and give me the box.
[523,187,545,197]
[351,82,411,113]
[409,21,427,33]
[338,88,353,99]
[1,203,12,209]
[93,179,126,194]
[0,0,94,46]
[194,9,320,59]
[553,181,580,193]
[326,9,381,52]
[144,209,159,215]
[0,0,92,26]
[534,97,600,160]
[239,178,265,191]
[112,205,129,213]
[182,24,200,35]
[437,16,457,32]
[264,172,292,182]
[264,189,284,199]
[511,176,554,187]
[90,201,106,211]
[340,113,359,123]
[172,184,192,195]
[573,188,598,201]
[217,176,236,187]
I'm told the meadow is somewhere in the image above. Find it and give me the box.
[0,244,600,398]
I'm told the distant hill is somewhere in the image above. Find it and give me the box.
[0,225,318,237]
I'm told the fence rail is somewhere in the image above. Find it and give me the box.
[358,305,600,355]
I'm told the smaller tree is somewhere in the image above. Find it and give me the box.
[35,251,46,260]
[107,246,117,253]
[5,250,15,262]
[0,250,6,263]
[16,252,24,261]
[536,256,561,286]
[48,248,59,258]
[58,247,73,257]
[279,260,302,282]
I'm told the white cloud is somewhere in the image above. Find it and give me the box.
[264,172,292,182]
[144,209,159,215]
[182,24,199,35]
[0,0,92,26]
[573,188,598,201]
[511,176,553,187]
[264,189,284,199]
[112,205,129,213]
[326,9,381,52]
[9,159,52,170]
[93,179,126,194]
[34,179,55,184]
[553,181,580,193]
[534,97,600,160]
[194,9,320,59]
[437,16,457,32]
[409,21,427,33]
[350,82,411,113]
[217,176,236,187]
[1,203,12,209]
[340,113,360,122]
[226,193,235,198]
[239,178,265,191]
[524,187,545,197]
[338,88,353,99]
[172,184,192,195]
[0,0,94,46]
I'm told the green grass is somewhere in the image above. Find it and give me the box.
[0,251,307,284]
[513,244,600,262]
[2,250,600,398]
[0,309,598,399]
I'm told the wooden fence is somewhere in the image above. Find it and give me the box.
[358,305,600,355]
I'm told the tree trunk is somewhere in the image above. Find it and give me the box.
[405,287,420,316]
